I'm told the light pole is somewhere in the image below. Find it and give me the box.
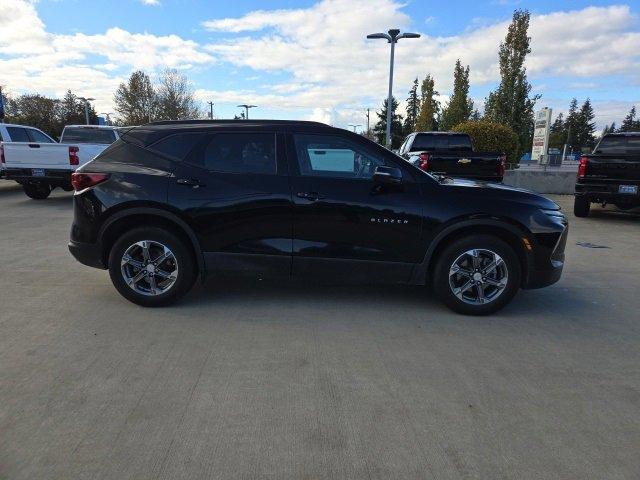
[99,112,114,126]
[237,104,257,119]
[348,124,362,133]
[367,29,420,149]
[207,101,214,119]
[78,97,95,125]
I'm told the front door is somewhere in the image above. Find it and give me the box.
[169,131,292,278]
[287,133,424,283]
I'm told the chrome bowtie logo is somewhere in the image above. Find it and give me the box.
[458,158,472,164]
[370,217,409,224]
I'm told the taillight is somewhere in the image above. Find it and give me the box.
[0,144,5,164]
[69,146,80,166]
[71,172,109,191]
[498,154,506,177]
[418,152,429,171]
[577,156,588,178]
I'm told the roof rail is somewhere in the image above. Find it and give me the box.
[145,119,331,127]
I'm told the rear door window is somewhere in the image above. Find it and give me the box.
[27,129,55,143]
[62,128,117,144]
[6,127,30,142]
[198,133,277,174]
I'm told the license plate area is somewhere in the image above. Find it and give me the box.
[32,168,45,177]
[618,185,638,195]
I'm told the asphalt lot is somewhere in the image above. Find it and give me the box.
[1,180,639,479]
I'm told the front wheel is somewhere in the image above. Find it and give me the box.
[23,183,52,200]
[108,227,197,307]
[432,235,521,315]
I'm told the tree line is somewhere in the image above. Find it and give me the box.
[371,9,637,160]
[0,68,201,139]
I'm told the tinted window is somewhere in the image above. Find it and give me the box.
[294,134,388,179]
[27,129,54,143]
[412,134,472,151]
[148,133,204,160]
[6,127,30,142]
[62,128,117,144]
[201,133,276,174]
[596,135,640,154]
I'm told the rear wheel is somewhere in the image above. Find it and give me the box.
[573,196,590,217]
[108,227,197,307]
[432,235,521,315]
[23,183,52,200]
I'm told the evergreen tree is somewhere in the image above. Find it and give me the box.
[60,90,98,126]
[620,106,640,132]
[483,10,539,158]
[403,78,419,134]
[440,59,473,131]
[470,109,481,121]
[575,98,596,149]
[548,113,566,150]
[564,98,579,147]
[373,96,404,149]
[415,74,439,131]
[114,70,157,125]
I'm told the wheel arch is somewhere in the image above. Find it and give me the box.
[414,217,534,286]
[98,207,205,280]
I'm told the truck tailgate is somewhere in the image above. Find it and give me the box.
[585,156,640,182]
[3,143,72,170]
[431,154,500,178]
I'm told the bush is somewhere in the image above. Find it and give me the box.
[453,120,519,165]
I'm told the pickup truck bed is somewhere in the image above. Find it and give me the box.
[399,132,505,182]
[574,132,640,216]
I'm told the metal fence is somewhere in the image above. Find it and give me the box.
[508,153,580,172]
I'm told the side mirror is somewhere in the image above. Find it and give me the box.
[373,166,402,184]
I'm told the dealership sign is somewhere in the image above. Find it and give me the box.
[531,107,552,163]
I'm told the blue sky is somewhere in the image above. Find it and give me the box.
[1,0,639,130]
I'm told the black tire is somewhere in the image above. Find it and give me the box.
[23,183,52,200]
[108,227,197,307]
[432,234,521,315]
[573,196,590,217]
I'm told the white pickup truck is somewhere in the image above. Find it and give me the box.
[1,124,120,199]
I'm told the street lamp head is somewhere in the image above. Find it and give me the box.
[398,32,420,39]
[367,32,391,42]
[388,29,401,39]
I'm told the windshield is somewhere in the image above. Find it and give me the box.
[62,128,117,145]
[595,135,640,154]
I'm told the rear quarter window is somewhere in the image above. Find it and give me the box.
[147,133,205,160]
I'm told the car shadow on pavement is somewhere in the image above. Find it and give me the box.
[178,277,594,325]
[586,205,640,222]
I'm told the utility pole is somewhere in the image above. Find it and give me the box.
[207,101,214,120]
[367,29,420,149]
[366,108,370,135]
[0,85,5,123]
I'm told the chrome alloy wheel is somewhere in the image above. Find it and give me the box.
[448,249,509,305]
[121,240,179,296]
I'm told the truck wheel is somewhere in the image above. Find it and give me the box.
[23,183,52,200]
[432,235,521,315]
[108,227,197,307]
[573,196,590,217]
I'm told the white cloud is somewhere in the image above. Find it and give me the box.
[140,0,160,5]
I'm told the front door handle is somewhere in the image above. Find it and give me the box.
[176,178,204,188]
[297,191,325,201]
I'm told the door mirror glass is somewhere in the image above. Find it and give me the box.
[373,166,402,184]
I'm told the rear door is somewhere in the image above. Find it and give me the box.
[168,130,292,278]
[287,132,423,282]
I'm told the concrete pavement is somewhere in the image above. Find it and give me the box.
[1,183,639,479]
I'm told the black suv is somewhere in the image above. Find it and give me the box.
[69,120,567,315]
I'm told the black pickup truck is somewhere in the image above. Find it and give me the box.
[574,132,640,217]
[398,132,505,182]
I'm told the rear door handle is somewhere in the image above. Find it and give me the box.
[297,191,325,201]
[28,144,41,148]
[176,178,204,188]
